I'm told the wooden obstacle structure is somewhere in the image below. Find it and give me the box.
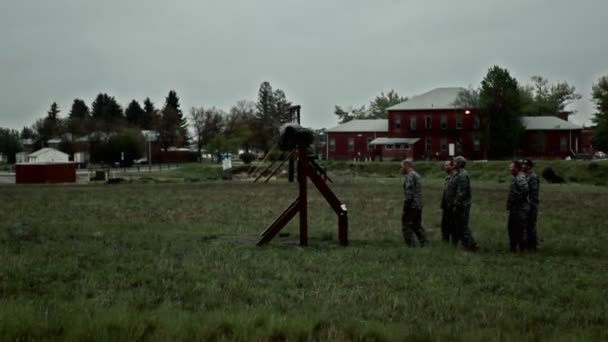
[257,144,348,247]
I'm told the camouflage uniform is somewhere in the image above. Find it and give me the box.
[451,169,477,250]
[507,173,530,252]
[525,171,540,250]
[440,174,456,243]
[402,170,427,246]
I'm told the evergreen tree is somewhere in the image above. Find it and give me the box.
[125,100,146,127]
[591,76,608,150]
[479,66,525,158]
[142,98,157,130]
[68,99,90,119]
[161,91,188,146]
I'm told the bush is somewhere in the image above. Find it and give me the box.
[239,152,256,164]
[90,130,144,166]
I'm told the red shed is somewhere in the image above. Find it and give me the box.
[16,162,77,184]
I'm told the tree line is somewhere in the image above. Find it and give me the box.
[453,67,605,158]
[2,73,608,164]
[0,82,297,164]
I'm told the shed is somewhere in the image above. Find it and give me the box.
[27,148,69,163]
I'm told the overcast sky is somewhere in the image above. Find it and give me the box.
[1,0,606,131]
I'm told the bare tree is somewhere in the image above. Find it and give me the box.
[190,107,205,161]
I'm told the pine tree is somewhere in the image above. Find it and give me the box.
[254,82,276,152]
[67,99,90,137]
[125,100,145,127]
[68,99,90,119]
[479,66,525,158]
[142,98,157,130]
[161,91,188,146]
[591,76,608,150]
[91,93,124,122]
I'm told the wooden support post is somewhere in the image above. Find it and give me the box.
[339,212,348,246]
[257,138,347,247]
[298,145,308,246]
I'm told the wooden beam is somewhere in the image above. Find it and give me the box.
[298,146,308,246]
[257,197,300,246]
[263,150,293,183]
[254,151,287,183]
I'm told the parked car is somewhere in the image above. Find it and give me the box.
[594,151,606,159]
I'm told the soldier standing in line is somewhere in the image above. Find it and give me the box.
[440,160,456,243]
[521,159,539,251]
[401,159,428,247]
[451,156,478,251]
[507,160,530,252]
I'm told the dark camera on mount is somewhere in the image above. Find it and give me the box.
[278,123,314,151]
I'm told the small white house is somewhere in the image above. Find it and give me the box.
[27,148,69,163]
[16,152,29,163]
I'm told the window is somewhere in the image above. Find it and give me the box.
[425,138,432,152]
[395,115,401,129]
[560,136,568,152]
[386,144,393,150]
[440,138,448,152]
[347,137,354,152]
[410,116,417,130]
[456,138,463,152]
[456,114,463,129]
[329,138,336,152]
[473,115,480,129]
[403,143,410,150]
[533,132,546,152]
[367,138,373,151]
[473,139,481,152]
[441,115,447,130]
[425,115,432,129]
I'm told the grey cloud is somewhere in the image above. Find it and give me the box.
[1,0,606,130]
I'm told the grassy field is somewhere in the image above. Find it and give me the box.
[119,159,608,187]
[1,175,607,341]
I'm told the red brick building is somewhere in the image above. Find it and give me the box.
[326,87,583,160]
[386,87,486,160]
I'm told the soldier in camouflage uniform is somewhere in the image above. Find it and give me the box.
[451,156,478,251]
[507,161,530,252]
[401,159,428,247]
[521,159,539,251]
[440,160,456,243]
